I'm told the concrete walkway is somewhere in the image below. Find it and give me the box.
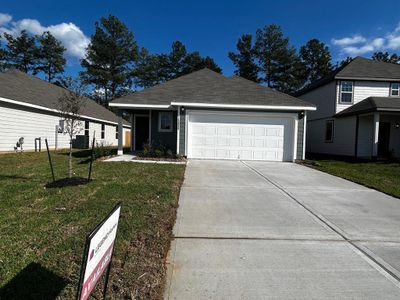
[164,160,400,299]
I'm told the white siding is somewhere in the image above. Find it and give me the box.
[0,102,130,152]
[336,80,391,113]
[307,116,357,156]
[298,81,336,120]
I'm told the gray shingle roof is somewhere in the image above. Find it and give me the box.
[335,96,400,118]
[0,70,129,126]
[336,57,400,79]
[295,57,400,96]
[111,68,314,109]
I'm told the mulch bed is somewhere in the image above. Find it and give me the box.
[45,177,91,188]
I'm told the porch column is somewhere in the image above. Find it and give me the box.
[117,110,123,156]
[372,112,380,158]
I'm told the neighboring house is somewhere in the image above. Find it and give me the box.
[296,57,400,159]
[0,70,131,152]
[110,68,315,162]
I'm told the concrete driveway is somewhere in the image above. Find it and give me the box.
[165,160,400,299]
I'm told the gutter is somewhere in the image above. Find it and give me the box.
[0,96,130,128]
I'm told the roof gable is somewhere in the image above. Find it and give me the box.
[296,57,400,96]
[111,68,314,109]
[336,57,400,80]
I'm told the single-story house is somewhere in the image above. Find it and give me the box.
[0,70,131,152]
[110,68,316,162]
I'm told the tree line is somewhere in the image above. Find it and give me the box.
[0,15,221,105]
[229,24,400,94]
[0,16,399,106]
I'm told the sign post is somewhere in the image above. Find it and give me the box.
[77,202,122,300]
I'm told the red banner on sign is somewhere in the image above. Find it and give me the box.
[80,242,114,300]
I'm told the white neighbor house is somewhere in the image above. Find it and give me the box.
[0,70,131,152]
[296,57,400,159]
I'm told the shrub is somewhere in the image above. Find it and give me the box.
[139,142,177,159]
[94,142,114,159]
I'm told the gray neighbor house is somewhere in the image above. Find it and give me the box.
[296,57,400,160]
[111,68,316,162]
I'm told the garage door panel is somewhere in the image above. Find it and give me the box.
[188,112,295,162]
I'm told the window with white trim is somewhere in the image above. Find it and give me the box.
[158,111,173,132]
[101,124,105,139]
[325,120,334,143]
[391,83,400,97]
[339,81,353,103]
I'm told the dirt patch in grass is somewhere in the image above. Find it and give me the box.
[45,177,90,188]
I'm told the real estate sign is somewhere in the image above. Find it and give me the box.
[77,203,122,300]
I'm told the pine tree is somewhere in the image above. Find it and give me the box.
[80,15,138,104]
[372,51,400,64]
[183,52,222,74]
[254,24,303,93]
[299,39,333,83]
[134,48,165,88]
[0,40,6,71]
[134,41,222,88]
[36,31,66,82]
[3,30,39,73]
[228,34,259,82]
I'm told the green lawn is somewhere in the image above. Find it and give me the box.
[303,160,400,198]
[0,150,185,299]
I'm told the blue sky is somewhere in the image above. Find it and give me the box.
[1,0,400,78]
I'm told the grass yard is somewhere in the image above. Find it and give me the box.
[0,150,185,299]
[303,159,400,198]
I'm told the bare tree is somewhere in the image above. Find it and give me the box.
[58,77,86,178]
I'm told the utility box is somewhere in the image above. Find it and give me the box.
[72,135,90,149]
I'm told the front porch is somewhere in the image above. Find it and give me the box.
[115,108,179,156]
[356,112,400,159]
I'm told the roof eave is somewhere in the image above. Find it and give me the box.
[171,102,316,111]
[109,103,172,109]
[335,76,400,81]
[0,96,131,127]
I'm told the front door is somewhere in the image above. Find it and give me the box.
[378,122,391,157]
[135,115,149,151]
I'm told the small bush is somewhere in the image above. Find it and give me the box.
[94,142,114,159]
[139,142,177,159]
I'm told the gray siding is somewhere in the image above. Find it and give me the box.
[150,110,178,152]
[129,109,178,153]
[297,114,305,160]
[178,109,186,155]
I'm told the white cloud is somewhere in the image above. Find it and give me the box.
[0,13,89,60]
[332,23,400,56]
[0,13,12,26]
[332,35,366,46]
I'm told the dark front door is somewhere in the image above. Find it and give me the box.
[135,116,149,151]
[378,122,391,157]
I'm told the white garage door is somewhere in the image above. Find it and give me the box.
[187,111,296,162]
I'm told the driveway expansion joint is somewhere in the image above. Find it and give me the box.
[240,160,400,285]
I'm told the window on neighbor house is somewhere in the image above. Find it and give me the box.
[115,126,118,139]
[325,120,334,143]
[158,111,173,132]
[101,124,105,139]
[340,81,353,103]
[85,121,89,136]
[391,83,400,97]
